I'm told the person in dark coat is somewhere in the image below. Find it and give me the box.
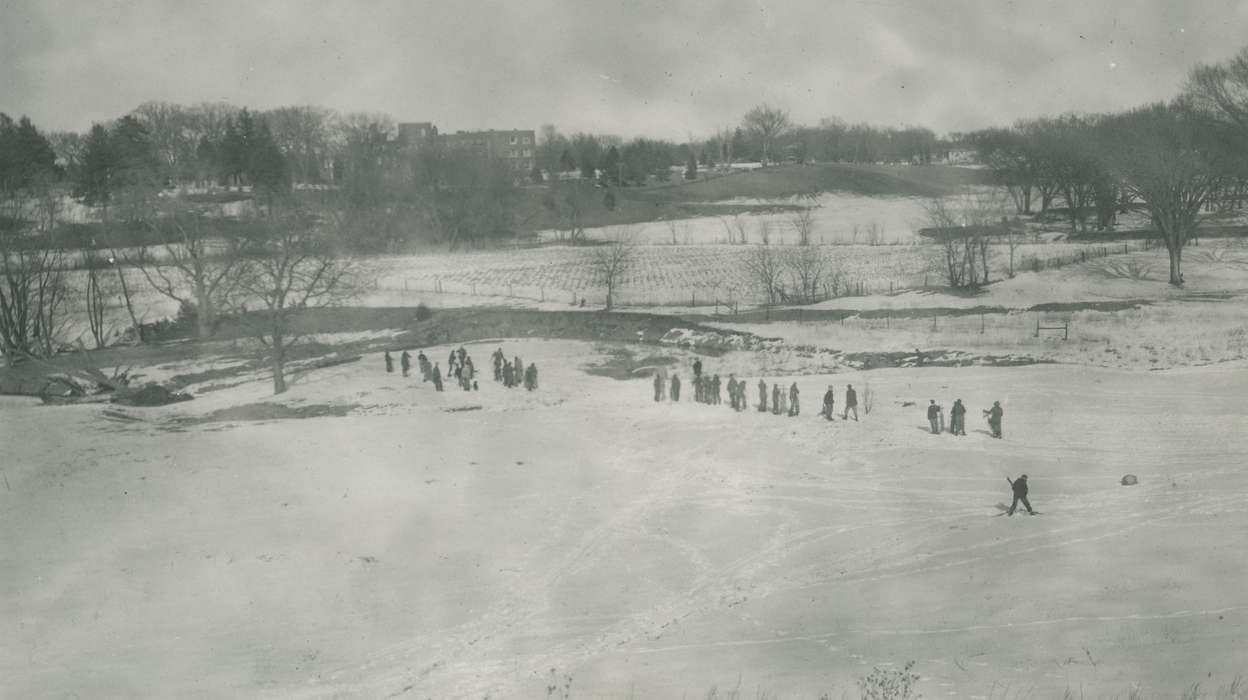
[927,400,941,434]
[524,363,538,391]
[772,383,782,415]
[514,356,523,383]
[418,352,430,381]
[653,372,663,402]
[492,348,505,381]
[843,384,858,421]
[822,386,835,421]
[985,401,1004,438]
[1006,474,1035,515]
[400,351,411,377]
[502,361,514,388]
[693,358,703,379]
[789,382,800,417]
[951,399,967,436]
[726,375,738,410]
[384,351,394,373]
[711,374,721,405]
[758,379,768,412]
[447,350,456,373]
[432,363,444,392]
[670,374,681,402]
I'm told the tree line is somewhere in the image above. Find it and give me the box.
[954,47,1248,286]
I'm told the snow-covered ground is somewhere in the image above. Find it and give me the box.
[2,338,1247,699]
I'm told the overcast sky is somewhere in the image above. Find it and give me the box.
[2,0,1246,139]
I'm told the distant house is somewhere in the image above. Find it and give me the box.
[397,122,537,175]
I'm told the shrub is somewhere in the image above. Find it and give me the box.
[858,661,919,700]
[414,303,433,322]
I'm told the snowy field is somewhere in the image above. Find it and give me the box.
[2,338,1247,699]
[537,187,1011,246]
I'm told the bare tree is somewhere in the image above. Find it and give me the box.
[745,243,785,305]
[783,245,830,302]
[233,209,360,394]
[132,206,248,340]
[590,226,638,311]
[756,219,772,246]
[742,104,791,165]
[82,253,119,349]
[1100,103,1230,286]
[790,206,816,246]
[0,192,70,362]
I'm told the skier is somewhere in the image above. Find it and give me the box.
[670,373,681,402]
[789,382,800,417]
[951,399,967,436]
[822,385,835,420]
[432,363,444,392]
[384,351,394,373]
[1006,474,1035,516]
[418,351,431,381]
[653,372,663,402]
[447,350,456,374]
[400,351,411,377]
[843,384,859,421]
[927,400,941,434]
[758,379,768,413]
[985,401,1004,438]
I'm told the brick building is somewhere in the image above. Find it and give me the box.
[397,122,536,175]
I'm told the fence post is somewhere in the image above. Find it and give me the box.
[1064,320,1069,341]
[980,313,985,334]
[1035,316,1040,338]
[691,291,696,307]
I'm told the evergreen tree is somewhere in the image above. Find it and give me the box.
[685,149,698,180]
[0,114,57,191]
[74,124,115,205]
[558,148,576,173]
[601,145,621,186]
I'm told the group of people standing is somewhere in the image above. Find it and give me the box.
[492,348,539,391]
[653,359,864,422]
[383,346,539,393]
[924,399,1003,438]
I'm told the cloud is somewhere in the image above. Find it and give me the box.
[2,0,1246,138]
